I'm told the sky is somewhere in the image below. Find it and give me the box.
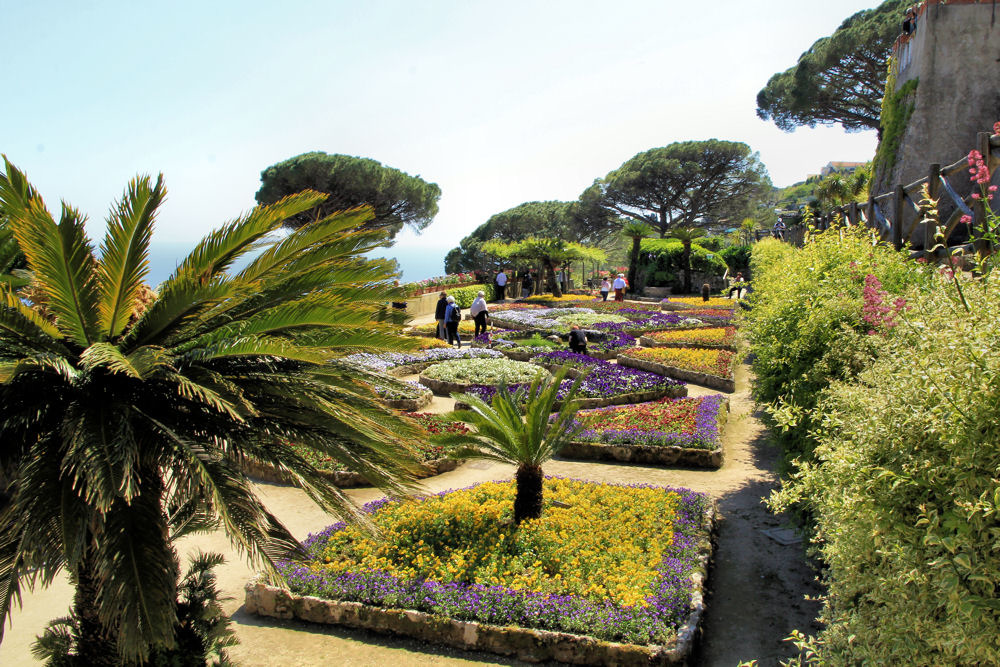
[2,0,883,281]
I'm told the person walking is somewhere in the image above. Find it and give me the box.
[521,273,533,299]
[568,324,588,355]
[612,273,627,302]
[444,296,462,348]
[773,220,787,240]
[434,291,448,340]
[470,290,489,338]
[495,269,508,301]
[728,272,746,299]
[600,278,611,301]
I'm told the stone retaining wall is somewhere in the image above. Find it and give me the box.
[244,504,716,665]
[383,389,433,411]
[241,457,461,488]
[617,355,735,393]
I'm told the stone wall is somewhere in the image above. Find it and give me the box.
[874,2,1000,239]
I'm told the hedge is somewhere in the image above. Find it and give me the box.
[446,283,495,308]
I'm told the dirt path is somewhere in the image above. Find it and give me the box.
[0,322,820,666]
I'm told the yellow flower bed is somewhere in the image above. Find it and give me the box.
[647,327,736,348]
[311,478,682,607]
[522,294,593,303]
[665,297,736,309]
[622,346,735,377]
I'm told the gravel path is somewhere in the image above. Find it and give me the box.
[0,313,820,666]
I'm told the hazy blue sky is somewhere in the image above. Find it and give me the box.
[3,0,882,278]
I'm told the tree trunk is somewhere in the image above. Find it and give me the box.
[74,546,119,666]
[682,241,693,294]
[513,464,544,524]
[547,261,563,298]
[628,237,641,293]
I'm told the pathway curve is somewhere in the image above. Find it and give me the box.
[0,321,820,666]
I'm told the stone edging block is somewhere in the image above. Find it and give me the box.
[617,355,736,393]
[383,389,433,411]
[243,504,717,666]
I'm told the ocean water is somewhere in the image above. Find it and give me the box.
[145,241,447,286]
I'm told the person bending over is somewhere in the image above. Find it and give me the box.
[568,324,588,355]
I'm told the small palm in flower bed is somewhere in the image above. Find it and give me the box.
[573,395,726,450]
[474,329,562,352]
[621,347,736,378]
[292,412,467,471]
[284,478,710,645]
[646,327,737,349]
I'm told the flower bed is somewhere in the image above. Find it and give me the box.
[661,297,736,311]
[590,310,716,335]
[409,320,478,337]
[340,348,505,376]
[242,413,465,487]
[640,327,737,350]
[473,329,634,362]
[254,478,714,663]
[618,348,736,393]
[560,395,728,469]
[420,358,552,396]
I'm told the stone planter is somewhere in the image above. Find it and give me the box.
[383,388,433,411]
[244,504,716,666]
[638,335,737,352]
[560,441,723,468]
[242,457,461,488]
[617,355,735,393]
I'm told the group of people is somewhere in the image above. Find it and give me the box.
[434,290,491,347]
[597,273,629,302]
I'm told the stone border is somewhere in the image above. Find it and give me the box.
[383,388,433,411]
[559,397,729,469]
[638,335,737,352]
[242,457,461,489]
[243,503,716,666]
[617,354,736,393]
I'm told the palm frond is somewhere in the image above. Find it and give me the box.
[79,342,142,378]
[0,286,68,355]
[0,158,100,346]
[168,190,326,285]
[97,174,165,339]
[123,277,232,347]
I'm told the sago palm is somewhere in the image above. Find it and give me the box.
[666,226,706,294]
[438,369,583,524]
[0,158,425,663]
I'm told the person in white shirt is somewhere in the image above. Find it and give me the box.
[600,278,611,301]
[495,269,508,300]
[612,273,627,302]
[470,291,489,337]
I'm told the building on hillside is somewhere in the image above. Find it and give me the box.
[820,161,866,178]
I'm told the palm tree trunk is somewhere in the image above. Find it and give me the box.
[682,241,693,294]
[628,237,641,292]
[513,464,544,524]
[74,546,119,666]
[547,261,562,298]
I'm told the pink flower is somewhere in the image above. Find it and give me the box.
[960,215,972,225]
[994,121,1000,135]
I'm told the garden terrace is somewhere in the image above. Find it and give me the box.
[256,478,714,665]
[473,329,636,361]
[618,347,736,393]
[560,395,728,469]
[339,347,505,376]
[640,327,738,351]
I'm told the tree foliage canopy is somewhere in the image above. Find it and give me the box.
[444,200,617,274]
[597,140,770,237]
[756,0,907,133]
[255,152,441,240]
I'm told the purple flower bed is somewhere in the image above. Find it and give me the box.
[462,352,684,403]
[340,347,504,373]
[592,310,715,333]
[278,480,709,645]
[574,394,726,450]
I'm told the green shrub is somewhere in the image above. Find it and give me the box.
[772,270,1000,664]
[719,245,751,275]
[638,239,728,289]
[697,236,723,251]
[740,230,927,467]
[447,283,494,308]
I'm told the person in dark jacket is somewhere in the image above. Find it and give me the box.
[435,292,448,339]
[444,296,462,347]
[568,324,588,355]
